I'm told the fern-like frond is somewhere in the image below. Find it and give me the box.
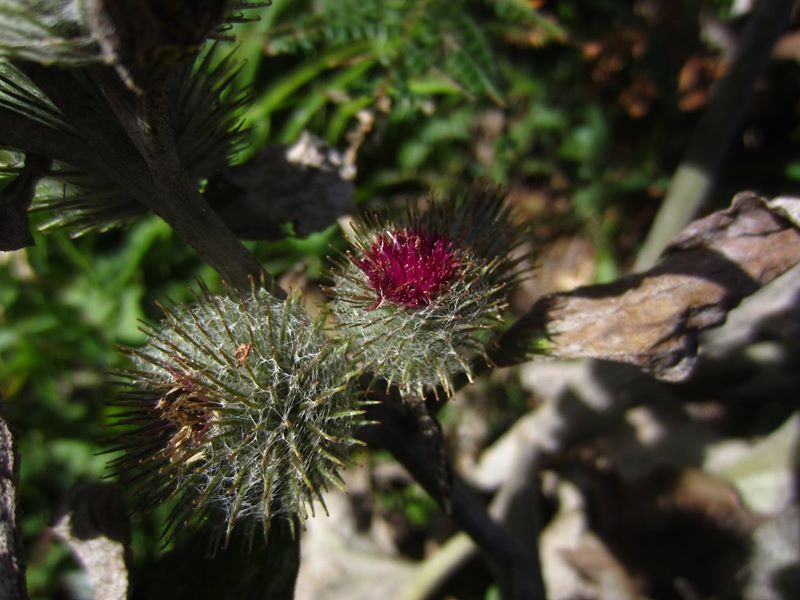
[214,1,269,38]
[0,62,75,132]
[32,168,138,236]
[490,0,567,41]
[265,0,504,104]
[28,45,248,235]
[171,46,249,178]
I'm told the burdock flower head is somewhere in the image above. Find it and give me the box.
[357,228,459,308]
[110,286,364,547]
[330,185,527,397]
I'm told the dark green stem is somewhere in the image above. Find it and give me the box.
[94,67,277,293]
[9,62,276,294]
[360,387,547,600]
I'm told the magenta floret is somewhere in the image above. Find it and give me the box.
[355,228,458,307]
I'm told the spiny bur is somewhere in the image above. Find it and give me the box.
[110,285,365,548]
[330,184,528,398]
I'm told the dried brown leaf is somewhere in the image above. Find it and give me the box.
[499,192,800,381]
[51,483,130,600]
[0,154,51,252]
[205,133,354,240]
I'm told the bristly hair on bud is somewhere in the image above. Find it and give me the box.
[329,183,529,398]
[109,285,365,549]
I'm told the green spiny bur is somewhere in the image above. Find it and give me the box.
[111,285,364,547]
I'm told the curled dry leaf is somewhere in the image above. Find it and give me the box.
[295,487,417,600]
[205,132,354,240]
[0,154,51,252]
[498,192,800,381]
[51,483,130,600]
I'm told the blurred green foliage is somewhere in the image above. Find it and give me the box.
[4,0,800,597]
[0,216,217,596]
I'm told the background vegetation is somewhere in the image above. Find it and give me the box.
[1,1,799,598]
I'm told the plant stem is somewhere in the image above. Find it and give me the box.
[634,0,796,271]
[7,62,276,293]
[360,389,547,600]
[94,68,276,293]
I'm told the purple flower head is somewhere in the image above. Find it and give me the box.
[355,228,458,308]
[330,186,529,397]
